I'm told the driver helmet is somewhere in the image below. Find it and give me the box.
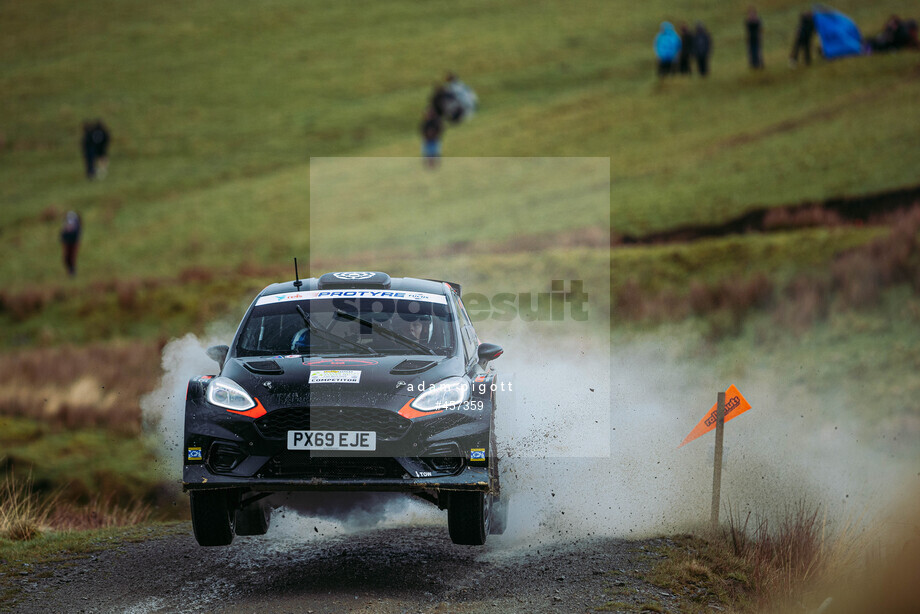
[291,328,310,351]
[394,313,432,343]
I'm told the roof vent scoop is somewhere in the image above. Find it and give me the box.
[318,271,391,289]
[390,359,439,375]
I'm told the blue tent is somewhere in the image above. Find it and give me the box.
[814,6,863,58]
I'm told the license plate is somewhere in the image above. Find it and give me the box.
[287,430,376,451]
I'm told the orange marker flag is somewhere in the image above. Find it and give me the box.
[678,385,752,448]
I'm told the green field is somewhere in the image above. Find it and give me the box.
[1,4,919,603]
[2,0,919,292]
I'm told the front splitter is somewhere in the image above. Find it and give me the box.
[182,464,492,493]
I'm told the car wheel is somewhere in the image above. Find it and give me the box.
[448,491,492,545]
[190,490,235,547]
[235,499,271,536]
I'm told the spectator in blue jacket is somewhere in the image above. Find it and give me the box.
[655,22,682,76]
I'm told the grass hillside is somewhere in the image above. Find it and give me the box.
[2,0,919,292]
[2,5,918,608]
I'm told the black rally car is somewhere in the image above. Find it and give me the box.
[183,271,507,546]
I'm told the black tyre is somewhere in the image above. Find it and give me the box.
[489,495,508,535]
[448,491,491,545]
[235,499,270,536]
[190,490,235,547]
[486,382,506,536]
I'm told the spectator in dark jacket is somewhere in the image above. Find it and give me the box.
[745,7,764,69]
[60,211,82,276]
[678,23,694,75]
[790,11,816,66]
[92,120,110,178]
[868,15,913,52]
[420,107,443,169]
[430,82,460,122]
[694,22,712,76]
[81,121,96,179]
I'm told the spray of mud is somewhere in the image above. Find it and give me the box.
[142,330,917,548]
[491,333,918,550]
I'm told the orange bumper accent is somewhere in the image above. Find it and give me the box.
[397,398,443,419]
[226,397,267,419]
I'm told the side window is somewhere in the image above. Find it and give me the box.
[452,292,478,362]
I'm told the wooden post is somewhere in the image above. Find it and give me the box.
[710,391,725,528]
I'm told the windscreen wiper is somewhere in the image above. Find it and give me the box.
[335,309,436,356]
[295,305,376,355]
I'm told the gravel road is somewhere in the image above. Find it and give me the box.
[2,518,682,613]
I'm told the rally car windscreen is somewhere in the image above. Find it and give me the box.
[236,292,456,357]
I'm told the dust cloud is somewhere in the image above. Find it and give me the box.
[491,334,918,548]
[141,332,230,479]
[141,331,917,547]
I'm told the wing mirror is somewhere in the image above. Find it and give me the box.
[477,342,503,365]
[206,345,229,371]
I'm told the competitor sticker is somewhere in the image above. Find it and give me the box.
[187,447,202,461]
[309,370,362,384]
[470,448,486,461]
[256,289,448,306]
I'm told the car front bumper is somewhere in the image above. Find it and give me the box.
[182,462,491,493]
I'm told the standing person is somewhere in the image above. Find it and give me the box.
[444,72,478,122]
[92,119,110,178]
[81,121,96,179]
[694,22,713,76]
[745,7,764,69]
[654,22,682,77]
[430,82,459,122]
[60,211,82,277]
[790,11,816,66]
[678,23,694,75]
[420,106,443,169]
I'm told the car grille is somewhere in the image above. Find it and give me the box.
[254,407,411,440]
[266,453,407,478]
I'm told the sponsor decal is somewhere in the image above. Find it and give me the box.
[308,370,362,384]
[415,471,433,478]
[474,375,487,383]
[679,385,753,448]
[256,290,447,306]
[333,272,376,280]
[306,358,379,366]
[470,448,486,461]
[187,447,202,461]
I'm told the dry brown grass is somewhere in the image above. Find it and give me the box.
[0,341,162,435]
[0,471,57,541]
[616,205,920,337]
[648,499,896,613]
[831,205,920,311]
[721,501,875,613]
[763,206,843,231]
[773,275,832,333]
[727,502,826,607]
[47,496,151,531]
[0,470,152,539]
[178,266,215,284]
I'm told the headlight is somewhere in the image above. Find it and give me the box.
[410,377,470,412]
[206,377,256,411]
